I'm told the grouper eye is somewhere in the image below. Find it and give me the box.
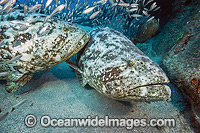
[126,60,135,67]
[63,26,76,32]
[63,27,69,32]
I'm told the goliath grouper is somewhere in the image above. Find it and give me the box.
[0,9,90,93]
[67,27,171,101]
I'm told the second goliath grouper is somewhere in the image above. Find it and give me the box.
[67,27,171,101]
[0,9,90,93]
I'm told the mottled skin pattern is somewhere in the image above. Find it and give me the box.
[0,9,90,92]
[77,27,171,101]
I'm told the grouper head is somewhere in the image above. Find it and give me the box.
[98,55,171,101]
[61,24,91,59]
[83,28,170,101]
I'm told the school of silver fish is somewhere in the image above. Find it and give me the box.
[0,0,160,30]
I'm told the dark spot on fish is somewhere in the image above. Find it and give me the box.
[101,67,123,83]
[105,43,117,48]
[141,57,150,62]
[33,16,37,18]
[52,18,58,23]
[49,59,55,64]
[86,38,95,48]
[86,50,101,60]
[121,40,132,47]
[0,108,1,113]
[101,50,118,60]
[16,15,24,21]
[0,50,12,59]
[7,16,15,21]
[48,26,55,35]
[78,41,83,47]
[55,34,66,47]
[97,33,108,42]
[97,34,102,39]
[0,26,9,40]
[13,66,20,70]
[30,103,33,107]
[41,15,46,18]
[110,29,121,36]
[35,55,40,59]
[30,20,43,25]
[14,33,32,43]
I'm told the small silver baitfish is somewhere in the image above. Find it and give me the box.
[67,27,171,101]
[0,72,10,77]
[43,15,51,23]
[0,71,17,77]
[0,0,16,13]
[89,10,101,19]
[28,4,42,13]
[43,4,65,22]
[23,4,28,16]
[10,20,31,27]
[0,0,9,5]
[5,54,22,64]
[38,25,49,37]
[0,9,90,93]
[0,41,4,47]
[50,4,65,16]
[82,6,96,14]
[0,99,27,121]
[44,0,53,11]
[17,25,30,32]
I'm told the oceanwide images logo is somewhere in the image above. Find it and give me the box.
[24,115,176,129]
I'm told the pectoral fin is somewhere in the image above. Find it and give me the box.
[75,70,88,87]
[65,60,88,87]
[65,60,83,74]
[5,72,34,93]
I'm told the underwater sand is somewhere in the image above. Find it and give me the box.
[0,27,193,133]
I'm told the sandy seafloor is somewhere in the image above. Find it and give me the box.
[0,26,194,132]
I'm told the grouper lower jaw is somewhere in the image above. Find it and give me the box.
[106,84,171,101]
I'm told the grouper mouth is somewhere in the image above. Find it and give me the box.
[133,81,169,90]
[117,83,171,101]
[77,32,90,54]
[67,29,90,59]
